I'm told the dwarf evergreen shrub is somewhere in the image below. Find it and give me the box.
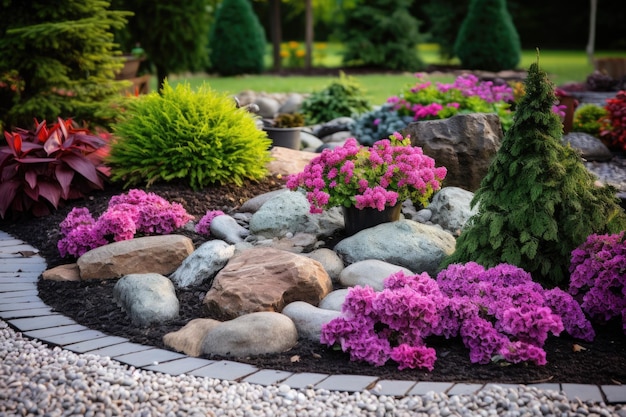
[441,57,626,288]
[107,81,272,190]
[208,0,266,76]
[572,104,609,137]
[453,0,521,72]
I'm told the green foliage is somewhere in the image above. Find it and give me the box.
[0,0,131,132]
[209,0,266,76]
[338,0,424,71]
[442,58,626,288]
[110,0,210,90]
[572,104,609,137]
[107,81,272,190]
[274,113,305,128]
[422,0,469,61]
[453,0,521,71]
[300,73,371,125]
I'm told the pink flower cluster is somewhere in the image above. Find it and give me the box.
[195,210,225,236]
[321,262,594,371]
[569,232,626,334]
[57,189,193,258]
[286,133,447,213]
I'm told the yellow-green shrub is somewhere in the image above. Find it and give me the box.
[107,81,271,190]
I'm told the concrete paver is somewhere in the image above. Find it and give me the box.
[189,360,259,381]
[279,372,330,389]
[373,379,417,396]
[114,348,187,368]
[143,357,216,376]
[561,383,604,403]
[602,385,626,404]
[242,369,294,386]
[64,336,130,353]
[314,374,379,392]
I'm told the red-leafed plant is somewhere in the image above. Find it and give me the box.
[0,118,110,218]
[600,90,626,151]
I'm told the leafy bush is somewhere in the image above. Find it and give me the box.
[107,81,272,190]
[0,118,108,219]
[453,0,521,72]
[572,103,609,137]
[600,90,626,151]
[441,60,626,288]
[389,73,515,131]
[208,0,266,76]
[57,189,193,258]
[338,0,424,71]
[300,73,371,125]
[321,264,593,371]
[350,104,414,146]
[569,232,626,334]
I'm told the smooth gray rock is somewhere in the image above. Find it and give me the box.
[170,240,235,288]
[429,187,478,236]
[282,301,341,342]
[113,273,179,327]
[302,248,345,284]
[201,312,297,357]
[254,96,281,119]
[334,220,456,277]
[338,259,413,291]
[210,214,249,244]
[562,131,613,162]
[319,289,350,311]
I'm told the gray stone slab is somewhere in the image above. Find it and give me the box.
[528,383,561,393]
[114,349,186,368]
[0,294,41,304]
[0,272,42,279]
[189,360,259,381]
[64,336,130,353]
[243,369,293,386]
[408,381,454,396]
[88,342,154,358]
[314,374,378,392]
[9,314,77,331]
[601,385,626,404]
[40,329,110,346]
[0,262,46,272]
[373,380,417,397]
[561,383,604,403]
[0,243,40,254]
[0,274,39,283]
[279,372,330,389]
[0,283,37,292]
[447,383,484,396]
[24,324,89,339]
[0,289,39,299]
[143,357,217,376]
[0,239,29,247]
[0,301,49,310]
[0,307,54,319]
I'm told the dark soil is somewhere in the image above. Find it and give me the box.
[2,176,626,386]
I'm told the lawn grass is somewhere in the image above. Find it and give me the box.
[155,44,626,106]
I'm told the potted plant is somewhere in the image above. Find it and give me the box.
[286,132,447,234]
[263,112,305,149]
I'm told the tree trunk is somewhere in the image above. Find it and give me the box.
[586,0,597,66]
[305,0,313,71]
[271,0,282,71]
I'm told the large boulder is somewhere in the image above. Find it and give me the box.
[403,113,503,192]
[163,318,222,357]
[334,220,456,277]
[266,146,317,177]
[200,312,298,357]
[77,235,194,280]
[113,273,179,327]
[203,247,333,320]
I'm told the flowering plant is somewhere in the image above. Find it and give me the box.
[57,189,193,258]
[321,262,594,371]
[569,231,626,334]
[387,73,515,131]
[286,132,447,213]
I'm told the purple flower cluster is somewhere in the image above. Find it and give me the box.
[194,210,225,236]
[569,232,626,334]
[321,262,594,371]
[286,133,447,213]
[57,189,193,258]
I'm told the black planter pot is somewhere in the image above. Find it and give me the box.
[264,127,302,150]
[342,204,402,236]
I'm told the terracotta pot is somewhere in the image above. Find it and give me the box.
[342,204,402,236]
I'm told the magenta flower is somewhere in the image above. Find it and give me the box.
[286,133,446,213]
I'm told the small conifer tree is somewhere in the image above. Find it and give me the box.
[339,0,423,71]
[0,0,131,131]
[453,0,521,71]
[209,0,266,76]
[441,54,626,288]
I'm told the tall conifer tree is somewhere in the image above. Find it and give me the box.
[442,55,626,288]
[0,0,131,131]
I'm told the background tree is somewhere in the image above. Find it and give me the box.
[209,0,267,76]
[420,0,468,61]
[338,0,423,71]
[441,55,626,288]
[453,0,521,71]
[111,0,210,91]
[0,0,130,132]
